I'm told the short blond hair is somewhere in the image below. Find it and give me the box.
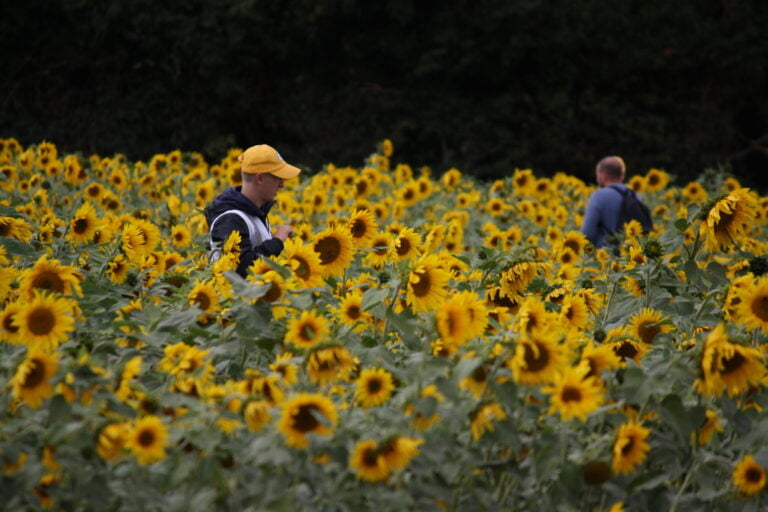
[597,156,626,179]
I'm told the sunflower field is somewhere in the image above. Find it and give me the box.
[1,137,768,511]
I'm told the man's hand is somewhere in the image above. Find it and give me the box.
[274,225,293,241]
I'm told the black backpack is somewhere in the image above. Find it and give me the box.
[609,185,653,235]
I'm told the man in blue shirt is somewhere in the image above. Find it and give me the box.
[580,156,628,248]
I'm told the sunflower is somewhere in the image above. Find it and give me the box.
[514,297,554,335]
[559,295,591,331]
[171,225,192,248]
[106,255,131,285]
[628,308,673,344]
[307,345,356,385]
[694,324,765,397]
[460,360,492,398]
[644,168,670,193]
[18,254,82,298]
[699,188,758,251]
[470,402,507,441]
[277,392,338,448]
[735,275,768,333]
[66,202,98,244]
[126,415,169,465]
[0,301,24,345]
[243,400,272,432]
[611,419,651,475]
[609,336,649,365]
[11,349,58,409]
[512,169,535,196]
[284,310,329,351]
[188,280,219,315]
[580,341,621,383]
[365,232,395,267]
[732,455,766,496]
[116,356,142,402]
[543,364,605,422]
[355,367,395,408]
[499,261,539,297]
[508,331,568,386]
[13,292,76,352]
[406,254,450,313]
[379,436,423,471]
[279,238,325,289]
[696,409,723,445]
[97,422,130,461]
[312,227,355,277]
[0,216,33,242]
[349,439,390,482]
[347,209,378,248]
[270,353,299,386]
[406,385,444,431]
[249,270,286,304]
[435,294,473,348]
[334,291,370,332]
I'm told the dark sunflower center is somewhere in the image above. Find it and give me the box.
[445,311,457,336]
[746,467,763,483]
[585,358,599,379]
[561,385,582,403]
[300,323,317,342]
[263,282,282,303]
[315,237,341,265]
[411,269,431,298]
[373,242,389,256]
[193,292,211,311]
[137,429,156,447]
[404,189,414,200]
[0,222,10,236]
[582,460,611,486]
[293,405,320,432]
[346,305,361,320]
[356,181,367,195]
[87,186,100,197]
[621,436,635,456]
[615,341,638,361]
[751,295,768,321]
[523,342,549,372]
[350,219,367,238]
[714,210,735,236]
[73,218,89,234]
[396,237,411,256]
[720,351,745,375]
[564,240,580,254]
[3,313,19,333]
[22,359,46,388]
[648,174,659,186]
[28,307,56,336]
[637,322,661,344]
[472,366,487,383]
[362,447,379,467]
[367,377,382,394]
[32,271,65,294]
[293,256,310,279]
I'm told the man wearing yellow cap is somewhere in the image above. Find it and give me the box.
[204,144,301,277]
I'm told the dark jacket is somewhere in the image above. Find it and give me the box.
[203,186,284,277]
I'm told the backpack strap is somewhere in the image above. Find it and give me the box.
[209,209,271,261]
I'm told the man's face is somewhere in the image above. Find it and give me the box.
[260,173,284,200]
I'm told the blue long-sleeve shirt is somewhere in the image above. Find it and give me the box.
[580,184,628,247]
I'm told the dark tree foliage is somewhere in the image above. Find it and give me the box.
[2,0,767,189]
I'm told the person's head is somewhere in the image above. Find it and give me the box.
[595,156,626,187]
[238,144,301,206]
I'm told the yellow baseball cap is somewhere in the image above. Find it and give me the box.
[238,144,301,179]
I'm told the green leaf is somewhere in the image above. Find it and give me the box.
[0,236,37,258]
[674,218,689,231]
[362,286,389,311]
[48,394,71,425]
[659,394,705,442]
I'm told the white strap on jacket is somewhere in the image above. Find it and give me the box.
[209,209,271,261]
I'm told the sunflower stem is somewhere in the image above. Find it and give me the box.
[600,280,619,329]
[669,460,698,512]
